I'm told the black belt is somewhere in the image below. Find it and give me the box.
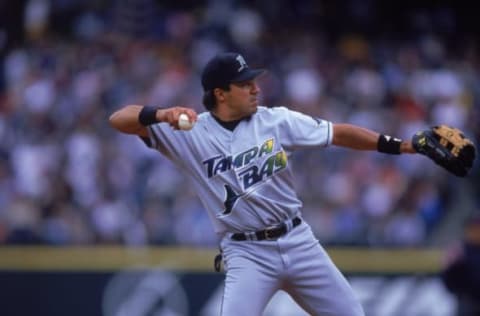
[231,217,302,241]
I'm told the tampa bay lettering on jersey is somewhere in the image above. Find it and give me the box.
[203,138,288,189]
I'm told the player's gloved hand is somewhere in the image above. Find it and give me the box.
[412,125,476,177]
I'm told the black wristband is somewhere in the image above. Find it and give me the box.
[377,134,402,154]
[139,106,160,126]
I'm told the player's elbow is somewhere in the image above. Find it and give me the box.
[108,108,134,133]
[109,106,148,136]
[109,111,124,131]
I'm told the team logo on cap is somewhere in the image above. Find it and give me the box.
[236,55,247,72]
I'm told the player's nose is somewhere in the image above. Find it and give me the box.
[251,82,260,94]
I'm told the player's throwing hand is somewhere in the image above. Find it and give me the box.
[156,107,197,130]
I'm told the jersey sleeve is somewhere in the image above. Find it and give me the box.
[277,107,333,149]
[145,123,190,167]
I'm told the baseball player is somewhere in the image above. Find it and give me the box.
[109,52,475,315]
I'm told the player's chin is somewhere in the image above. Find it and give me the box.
[247,104,258,115]
[249,99,259,110]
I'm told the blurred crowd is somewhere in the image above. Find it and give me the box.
[0,0,479,247]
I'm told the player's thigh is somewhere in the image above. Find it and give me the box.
[284,244,364,316]
[221,255,279,316]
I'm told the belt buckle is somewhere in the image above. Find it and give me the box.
[264,225,278,240]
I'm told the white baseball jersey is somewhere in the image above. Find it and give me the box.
[146,105,364,316]
[146,106,333,235]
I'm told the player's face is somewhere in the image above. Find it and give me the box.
[224,79,260,119]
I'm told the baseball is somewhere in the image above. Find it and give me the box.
[178,113,194,130]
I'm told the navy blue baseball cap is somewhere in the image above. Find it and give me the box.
[201,52,266,91]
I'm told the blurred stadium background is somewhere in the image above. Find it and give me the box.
[0,0,479,315]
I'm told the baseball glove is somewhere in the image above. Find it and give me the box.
[412,125,476,177]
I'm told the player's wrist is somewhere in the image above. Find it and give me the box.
[400,141,416,154]
[138,106,162,126]
[377,134,402,154]
[155,108,168,123]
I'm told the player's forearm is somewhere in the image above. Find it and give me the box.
[332,123,415,154]
[110,105,198,134]
[332,123,379,150]
[109,105,150,135]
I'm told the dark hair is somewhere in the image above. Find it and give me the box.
[202,90,216,111]
[202,85,231,111]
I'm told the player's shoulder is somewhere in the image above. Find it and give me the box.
[197,111,211,121]
[256,106,331,126]
[255,105,290,117]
